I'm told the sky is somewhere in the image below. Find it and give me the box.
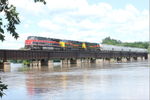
[0,0,149,49]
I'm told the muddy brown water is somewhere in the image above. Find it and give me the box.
[0,60,149,100]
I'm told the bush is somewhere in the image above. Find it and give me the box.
[0,78,7,97]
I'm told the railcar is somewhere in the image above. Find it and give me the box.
[25,36,100,51]
[100,44,148,53]
[25,36,147,53]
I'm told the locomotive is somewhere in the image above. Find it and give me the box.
[25,36,100,51]
[25,36,148,53]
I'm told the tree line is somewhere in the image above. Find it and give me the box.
[102,37,149,49]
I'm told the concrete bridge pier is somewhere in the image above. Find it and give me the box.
[76,59,82,67]
[61,59,71,65]
[48,60,53,68]
[130,57,134,62]
[129,57,137,62]
[148,54,150,61]
[60,59,71,68]
[29,59,54,68]
[137,57,143,61]
[30,60,41,67]
[77,59,82,64]
[81,58,90,63]
[142,57,146,60]
[141,56,146,60]
[77,58,91,67]
[96,59,103,64]
[110,58,117,63]
[61,58,92,65]
[122,57,127,62]
[103,58,111,63]
[0,62,11,72]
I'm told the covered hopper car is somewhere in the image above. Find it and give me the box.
[100,44,148,53]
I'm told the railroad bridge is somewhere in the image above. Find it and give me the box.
[0,50,148,70]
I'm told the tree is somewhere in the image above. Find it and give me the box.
[102,37,149,49]
[0,0,46,97]
[0,78,7,97]
[102,36,122,45]
[0,0,46,41]
[148,44,150,53]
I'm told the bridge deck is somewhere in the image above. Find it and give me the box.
[0,50,147,60]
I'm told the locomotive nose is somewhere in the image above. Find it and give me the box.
[25,40,32,45]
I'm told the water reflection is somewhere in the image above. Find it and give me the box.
[0,61,149,100]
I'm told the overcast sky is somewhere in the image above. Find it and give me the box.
[0,0,149,49]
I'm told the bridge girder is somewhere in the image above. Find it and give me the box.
[0,50,148,61]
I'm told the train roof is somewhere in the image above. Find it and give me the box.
[27,36,99,44]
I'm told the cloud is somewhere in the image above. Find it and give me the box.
[74,2,112,17]
[38,2,148,40]
[0,0,149,49]
[46,0,88,10]
[38,20,62,31]
[9,0,45,14]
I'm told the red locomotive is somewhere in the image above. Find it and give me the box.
[25,36,100,51]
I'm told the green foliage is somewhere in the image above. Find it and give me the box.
[34,0,46,4]
[10,60,23,63]
[102,37,149,49]
[102,36,122,45]
[148,44,150,53]
[122,42,149,49]
[10,60,30,65]
[0,0,20,41]
[0,0,46,98]
[0,0,46,41]
[0,78,8,98]
[23,60,30,65]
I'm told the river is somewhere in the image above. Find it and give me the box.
[0,60,149,100]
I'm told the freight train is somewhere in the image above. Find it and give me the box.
[25,36,100,51]
[25,36,148,53]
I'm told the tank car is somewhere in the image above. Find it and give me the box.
[100,44,148,53]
